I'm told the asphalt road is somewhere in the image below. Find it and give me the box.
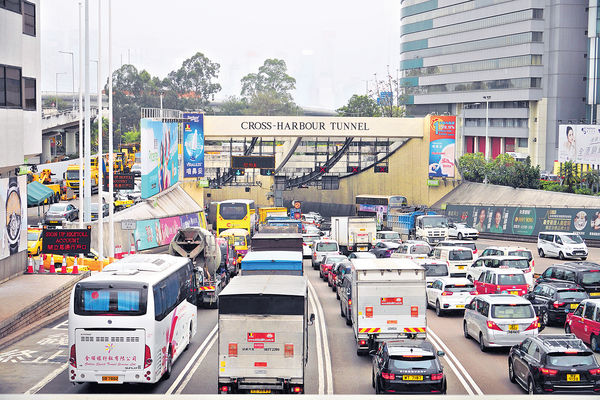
[1,237,599,395]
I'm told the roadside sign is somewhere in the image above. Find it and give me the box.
[42,228,91,255]
[197,178,209,188]
[121,220,136,230]
[427,179,440,187]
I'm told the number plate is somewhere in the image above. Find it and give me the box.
[402,375,423,381]
[590,292,600,297]
[510,291,519,295]
[457,266,465,270]
[570,303,578,309]
[250,389,271,393]
[508,324,519,331]
[567,374,580,382]
[50,220,58,224]
[358,246,367,251]
[101,376,119,382]
[455,304,465,308]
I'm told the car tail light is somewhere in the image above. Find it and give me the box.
[348,299,352,305]
[144,345,152,368]
[531,259,535,268]
[486,320,502,331]
[525,318,539,331]
[228,343,238,357]
[539,367,558,376]
[219,385,229,393]
[469,290,478,295]
[284,344,294,358]
[589,368,600,375]
[431,373,443,381]
[69,344,76,367]
[381,372,395,380]
[590,270,600,272]
[524,267,531,273]
[292,386,303,393]
[474,249,478,254]
[441,291,452,296]
[553,301,566,309]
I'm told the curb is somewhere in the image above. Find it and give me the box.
[0,308,68,351]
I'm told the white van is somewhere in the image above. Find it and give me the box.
[537,231,588,260]
[431,246,473,278]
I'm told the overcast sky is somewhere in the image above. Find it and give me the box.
[41,0,400,111]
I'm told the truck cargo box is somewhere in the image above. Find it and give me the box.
[241,251,303,276]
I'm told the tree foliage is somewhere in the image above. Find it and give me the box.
[336,95,380,117]
[166,52,221,110]
[457,153,540,189]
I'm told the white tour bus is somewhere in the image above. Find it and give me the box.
[68,254,197,384]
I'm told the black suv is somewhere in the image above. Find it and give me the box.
[537,262,600,299]
[338,274,353,326]
[371,339,446,394]
[525,282,589,326]
[508,334,600,394]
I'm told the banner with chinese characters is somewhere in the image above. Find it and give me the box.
[140,119,179,198]
[428,116,456,178]
[182,113,205,178]
[445,204,600,240]
[558,124,600,163]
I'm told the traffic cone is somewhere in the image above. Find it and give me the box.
[26,255,34,274]
[49,255,56,273]
[61,257,67,274]
[72,256,79,274]
[115,244,122,259]
[39,254,45,273]
[129,242,135,256]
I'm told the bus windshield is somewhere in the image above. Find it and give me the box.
[73,281,147,316]
[219,203,248,220]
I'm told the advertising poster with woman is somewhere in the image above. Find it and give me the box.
[140,119,179,198]
[428,116,456,178]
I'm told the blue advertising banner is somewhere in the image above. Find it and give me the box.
[428,116,456,178]
[140,119,179,198]
[134,219,160,250]
[182,113,205,178]
[179,212,200,228]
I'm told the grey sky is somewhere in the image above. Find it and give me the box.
[41,0,400,110]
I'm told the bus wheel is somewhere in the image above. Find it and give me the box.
[163,347,173,380]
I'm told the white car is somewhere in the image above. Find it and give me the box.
[302,233,320,259]
[413,258,450,287]
[426,277,476,316]
[538,231,588,260]
[375,230,402,244]
[466,255,533,288]
[448,222,479,240]
[311,239,339,269]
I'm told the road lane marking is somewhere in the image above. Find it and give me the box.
[307,283,325,394]
[174,334,218,394]
[428,328,484,395]
[51,320,68,330]
[24,363,68,394]
[166,323,218,395]
[427,331,474,395]
[307,279,334,395]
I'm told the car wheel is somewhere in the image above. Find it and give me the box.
[542,311,549,327]
[591,335,599,353]
[346,313,352,326]
[372,369,376,388]
[508,359,516,383]
[581,257,587,261]
[340,303,345,318]
[479,333,487,352]
[463,321,470,339]
[375,377,381,394]
[565,324,571,334]
[436,301,443,317]
[559,251,565,260]
[528,377,539,395]
[538,248,545,258]
[457,232,463,240]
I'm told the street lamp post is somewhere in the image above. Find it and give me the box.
[59,51,75,111]
[55,72,66,108]
[483,95,491,184]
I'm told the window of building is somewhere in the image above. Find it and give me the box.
[1,0,21,13]
[23,1,35,36]
[23,77,36,110]
[0,67,5,107]
[3,66,22,108]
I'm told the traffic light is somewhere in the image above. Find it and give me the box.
[232,168,245,176]
[260,168,275,176]
[374,164,388,173]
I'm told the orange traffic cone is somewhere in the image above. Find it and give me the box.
[61,257,67,274]
[49,255,56,273]
[130,242,135,256]
[26,255,34,274]
[72,256,79,274]
[39,254,45,273]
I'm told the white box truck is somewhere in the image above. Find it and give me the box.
[351,258,427,355]
[217,275,313,394]
[331,216,377,254]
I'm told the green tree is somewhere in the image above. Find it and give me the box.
[336,94,380,117]
[166,52,221,110]
[561,161,579,193]
[121,129,140,144]
[215,96,249,115]
[581,169,600,193]
[240,59,299,115]
[456,153,486,182]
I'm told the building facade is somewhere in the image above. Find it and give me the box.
[400,0,588,171]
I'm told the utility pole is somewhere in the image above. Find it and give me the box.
[108,0,114,258]
[78,2,83,228]
[483,95,491,184]
[97,0,103,260]
[59,51,75,111]
[84,0,92,224]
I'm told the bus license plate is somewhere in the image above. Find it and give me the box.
[250,389,272,393]
[567,374,580,382]
[508,324,519,332]
[402,375,423,381]
[570,303,578,309]
[510,291,519,295]
[101,376,119,382]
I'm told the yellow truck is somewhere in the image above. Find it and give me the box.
[258,207,288,224]
[64,159,99,192]
[27,169,62,203]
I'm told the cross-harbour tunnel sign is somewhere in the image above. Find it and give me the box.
[202,116,425,138]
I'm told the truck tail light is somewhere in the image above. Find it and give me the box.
[144,345,152,368]
[348,299,352,306]
[539,367,558,376]
[441,291,452,296]
[69,344,77,367]
[219,385,230,393]
[284,344,294,358]
[431,373,444,381]
[359,339,367,345]
[228,343,238,357]
[553,301,566,309]
[486,320,502,331]
[525,318,539,331]
[381,372,395,380]
[292,386,303,393]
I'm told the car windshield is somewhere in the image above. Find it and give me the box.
[388,355,436,370]
[507,250,532,261]
[412,245,430,254]
[449,250,473,261]
[27,232,40,241]
[563,234,584,244]
[325,256,346,264]
[457,242,476,251]
[494,259,529,270]
[303,235,320,243]
[422,216,447,228]
[556,290,588,301]
[546,354,596,367]
[233,236,246,246]
[353,252,376,258]
[316,242,338,252]
[581,271,600,285]
[491,304,534,319]
[423,263,448,277]
[379,232,400,240]
[445,284,475,293]
[48,204,68,212]
[498,274,526,285]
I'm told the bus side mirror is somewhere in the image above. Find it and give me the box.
[308,313,315,325]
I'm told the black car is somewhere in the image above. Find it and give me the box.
[508,334,600,394]
[537,262,600,299]
[339,274,353,326]
[370,241,401,258]
[371,339,447,394]
[525,282,589,326]
[334,261,353,299]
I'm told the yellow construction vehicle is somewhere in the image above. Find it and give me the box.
[27,168,62,203]
[64,157,99,193]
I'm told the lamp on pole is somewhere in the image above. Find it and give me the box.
[59,51,75,111]
[55,72,67,108]
[483,95,491,184]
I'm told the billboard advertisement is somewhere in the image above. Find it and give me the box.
[558,124,600,163]
[0,176,27,259]
[42,228,91,255]
[446,203,600,240]
[428,116,456,178]
[133,212,204,251]
[140,118,179,199]
[182,113,205,178]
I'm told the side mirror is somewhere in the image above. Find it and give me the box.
[308,313,315,326]
[369,349,376,356]
[437,350,445,357]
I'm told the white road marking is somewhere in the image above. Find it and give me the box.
[51,320,68,330]
[428,328,484,395]
[174,334,218,394]
[166,323,218,395]
[427,330,474,395]
[24,363,68,394]
[307,279,334,395]
[307,284,325,394]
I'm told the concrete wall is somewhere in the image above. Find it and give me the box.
[0,251,26,284]
[194,175,275,209]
